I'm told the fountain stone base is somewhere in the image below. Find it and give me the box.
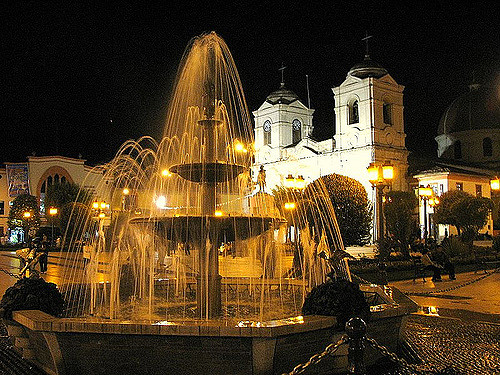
[8,286,417,375]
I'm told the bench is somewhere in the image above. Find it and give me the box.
[411,256,428,282]
[475,258,500,274]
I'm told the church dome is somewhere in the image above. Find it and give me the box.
[347,55,388,79]
[266,83,300,105]
[438,83,500,135]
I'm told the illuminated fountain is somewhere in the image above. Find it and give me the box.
[59,31,348,323]
[8,32,417,375]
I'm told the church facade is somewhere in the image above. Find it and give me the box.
[252,55,409,240]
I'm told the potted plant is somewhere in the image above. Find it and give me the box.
[302,278,371,329]
[0,276,65,347]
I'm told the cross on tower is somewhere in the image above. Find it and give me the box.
[278,62,287,86]
[361,32,373,57]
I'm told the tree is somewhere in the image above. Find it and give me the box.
[44,182,92,209]
[60,202,93,248]
[434,190,493,242]
[44,182,92,232]
[383,191,418,256]
[8,194,41,242]
[307,174,372,246]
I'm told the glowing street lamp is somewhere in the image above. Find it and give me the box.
[234,141,248,153]
[284,202,296,210]
[284,174,307,191]
[428,196,440,207]
[490,177,500,191]
[367,161,394,241]
[161,169,172,177]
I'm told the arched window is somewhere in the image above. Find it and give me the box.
[292,119,301,144]
[263,120,271,146]
[454,140,462,159]
[349,100,359,124]
[61,176,67,183]
[383,103,392,125]
[54,174,60,184]
[47,175,53,186]
[483,137,492,157]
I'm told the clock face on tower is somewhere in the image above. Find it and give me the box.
[292,119,301,130]
[263,120,271,132]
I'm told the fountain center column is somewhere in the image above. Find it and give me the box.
[197,118,222,319]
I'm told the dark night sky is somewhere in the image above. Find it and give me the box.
[2,2,500,166]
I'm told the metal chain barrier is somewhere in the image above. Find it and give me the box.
[283,317,462,375]
[283,334,348,375]
[0,268,20,280]
[365,337,441,374]
[405,266,499,296]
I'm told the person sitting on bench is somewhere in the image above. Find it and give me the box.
[432,244,456,280]
[421,247,442,282]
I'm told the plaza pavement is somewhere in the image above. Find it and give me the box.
[390,268,500,323]
[1,251,500,374]
[1,250,500,321]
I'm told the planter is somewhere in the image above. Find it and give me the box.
[2,318,37,359]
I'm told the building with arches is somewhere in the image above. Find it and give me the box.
[0,155,103,242]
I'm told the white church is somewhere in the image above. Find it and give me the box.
[251,52,409,240]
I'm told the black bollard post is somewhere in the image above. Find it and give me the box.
[345,317,367,375]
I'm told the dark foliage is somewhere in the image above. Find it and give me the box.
[307,174,372,246]
[302,279,370,329]
[0,278,65,320]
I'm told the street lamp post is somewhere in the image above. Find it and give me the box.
[418,185,434,241]
[23,211,31,245]
[48,207,58,249]
[283,174,306,243]
[367,161,394,242]
[490,177,499,235]
[122,188,130,211]
[428,196,440,240]
[92,200,108,251]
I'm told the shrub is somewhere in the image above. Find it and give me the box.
[0,277,65,320]
[302,279,370,329]
[441,236,468,258]
[306,174,372,246]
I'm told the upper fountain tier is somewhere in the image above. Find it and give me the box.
[159,32,254,171]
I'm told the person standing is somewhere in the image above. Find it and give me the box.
[39,234,50,273]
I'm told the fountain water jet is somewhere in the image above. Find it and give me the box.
[56,31,349,322]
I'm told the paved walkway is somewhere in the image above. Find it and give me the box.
[390,268,500,323]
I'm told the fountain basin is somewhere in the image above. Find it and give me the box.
[9,286,417,375]
[169,162,246,183]
[129,215,278,243]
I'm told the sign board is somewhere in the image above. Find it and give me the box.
[6,163,30,197]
